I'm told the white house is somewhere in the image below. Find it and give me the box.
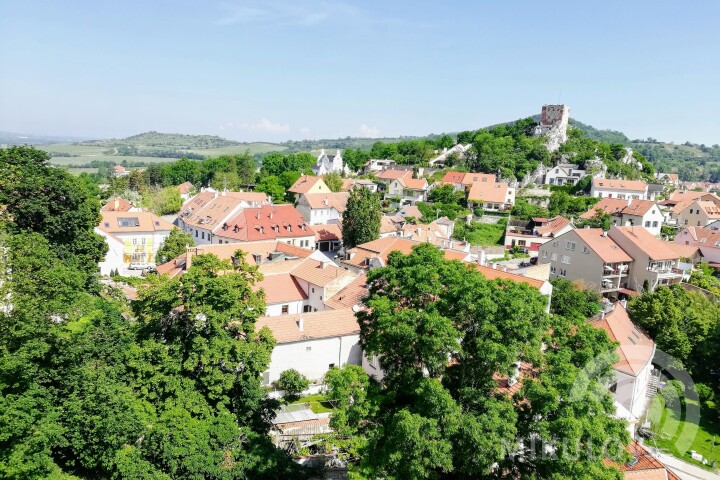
[255,308,362,384]
[313,149,350,176]
[384,176,429,205]
[428,143,472,166]
[544,163,586,186]
[675,226,720,264]
[296,192,349,226]
[96,211,175,275]
[579,198,664,236]
[590,178,651,200]
[592,302,656,424]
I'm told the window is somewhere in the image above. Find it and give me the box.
[328,363,335,369]
[582,246,589,254]
[551,253,557,261]
[201,232,205,240]
[559,269,566,277]
[565,241,576,251]
[542,251,548,258]
[652,221,658,227]
[281,305,289,315]
[552,241,558,247]
[560,255,571,265]
[645,221,651,227]
[132,238,137,245]
[550,266,556,275]
[141,238,146,245]
[609,382,617,393]
[311,287,315,293]
[303,305,312,313]
[195,230,198,237]
[306,346,312,352]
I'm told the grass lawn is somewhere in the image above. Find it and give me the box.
[290,394,335,414]
[648,395,720,469]
[453,220,505,246]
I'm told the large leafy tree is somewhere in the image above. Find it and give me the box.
[155,228,194,264]
[341,187,381,249]
[335,244,628,478]
[0,146,107,281]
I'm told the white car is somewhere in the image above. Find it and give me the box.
[128,262,153,270]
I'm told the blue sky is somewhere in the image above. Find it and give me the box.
[1,1,719,144]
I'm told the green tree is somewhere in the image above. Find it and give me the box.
[510,198,550,220]
[428,184,464,205]
[155,228,194,264]
[255,175,286,203]
[323,172,344,192]
[337,244,628,478]
[276,369,309,403]
[549,278,603,320]
[143,186,182,215]
[341,187,381,249]
[575,208,613,230]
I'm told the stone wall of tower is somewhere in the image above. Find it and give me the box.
[535,104,569,152]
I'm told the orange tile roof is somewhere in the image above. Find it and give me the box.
[255,308,360,343]
[677,226,720,248]
[669,190,711,202]
[592,303,654,376]
[314,224,342,242]
[289,258,352,287]
[592,178,648,192]
[665,242,699,259]
[344,237,417,268]
[611,226,679,261]
[397,177,428,190]
[535,216,571,237]
[573,229,633,263]
[442,250,469,261]
[494,362,535,397]
[179,191,269,231]
[325,274,368,309]
[697,200,720,219]
[101,197,133,212]
[467,180,511,203]
[288,175,329,194]
[98,211,175,233]
[472,264,545,290]
[176,181,194,194]
[604,441,679,480]
[580,199,657,219]
[217,204,313,242]
[441,171,467,184]
[380,215,400,234]
[463,173,497,184]
[256,274,308,304]
[400,205,422,218]
[376,169,412,181]
[257,258,306,275]
[302,193,349,212]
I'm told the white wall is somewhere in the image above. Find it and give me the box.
[264,300,306,317]
[265,334,362,383]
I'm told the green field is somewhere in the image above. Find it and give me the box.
[648,395,720,469]
[453,220,506,246]
[291,394,335,414]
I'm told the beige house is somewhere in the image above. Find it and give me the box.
[288,175,332,201]
[539,228,633,296]
[672,198,720,227]
[590,178,650,200]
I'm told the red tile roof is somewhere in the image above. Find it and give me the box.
[255,308,360,343]
[325,274,368,309]
[592,178,648,192]
[289,258,352,287]
[467,180,511,203]
[343,237,417,268]
[98,211,175,233]
[535,216,571,237]
[176,181,194,194]
[592,303,654,376]
[314,224,342,242]
[397,177,428,190]
[179,191,269,231]
[581,199,657,219]
[573,229,633,263]
[217,204,313,242]
[472,264,545,289]
[376,169,412,181]
[604,441,679,480]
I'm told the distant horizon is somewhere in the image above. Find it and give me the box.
[2,1,719,144]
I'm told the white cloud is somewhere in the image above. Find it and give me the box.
[216,1,356,27]
[358,123,380,138]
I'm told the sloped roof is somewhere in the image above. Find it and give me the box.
[176,181,194,194]
[592,303,654,377]
[217,204,313,242]
[179,190,269,231]
[604,441,680,480]
[441,171,467,184]
[314,224,342,242]
[669,190,711,202]
[580,199,657,219]
[101,197,133,212]
[573,229,633,263]
[397,177,428,190]
[376,169,412,181]
[289,258,352,287]
[302,192,350,212]
[98,211,175,233]
[592,178,648,192]
[535,216,571,237]
[288,175,329,194]
[676,226,720,248]
[255,308,360,343]
[665,242,700,259]
[343,237,417,268]
[467,180,511,203]
[697,200,720,219]
[325,274,368,309]
[256,274,308,304]
[472,264,545,290]
[400,205,423,218]
[611,226,679,261]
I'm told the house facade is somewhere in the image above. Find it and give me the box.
[580,198,664,236]
[672,198,720,227]
[590,179,650,200]
[384,176,429,205]
[675,226,720,264]
[467,180,515,212]
[212,204,315,249]
[504,216,573,252]
[96,211,175,275]
[544,163,586,186]
[255,309,362,384]
[312,149,350,176]
[296,192,349,225]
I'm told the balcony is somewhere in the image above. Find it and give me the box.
[603,263,630,277]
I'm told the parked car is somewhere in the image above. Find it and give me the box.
[129,262,153,270]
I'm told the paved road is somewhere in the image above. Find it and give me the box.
[656,452,720,480]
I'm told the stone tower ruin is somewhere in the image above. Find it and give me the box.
[534,104,569,152]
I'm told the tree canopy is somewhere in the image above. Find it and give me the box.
[341,187,382,249]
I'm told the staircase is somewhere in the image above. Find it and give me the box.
[646,371,661,397]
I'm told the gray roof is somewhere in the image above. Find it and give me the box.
[272,406,319,425]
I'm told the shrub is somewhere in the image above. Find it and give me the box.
[694,383,715,403]
[661,380,686,409]
[474,208,484,217]
[277,369,310,403]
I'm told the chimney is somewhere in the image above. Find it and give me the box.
[113,198,119,210]
[256,212,261,220]
[269,211,273,220]
[320,261,328,269]
[324,196,329,206]
[627,198,632,207]
[297,318,304,332]
[213,191,218,199]
[186,246,194,270]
